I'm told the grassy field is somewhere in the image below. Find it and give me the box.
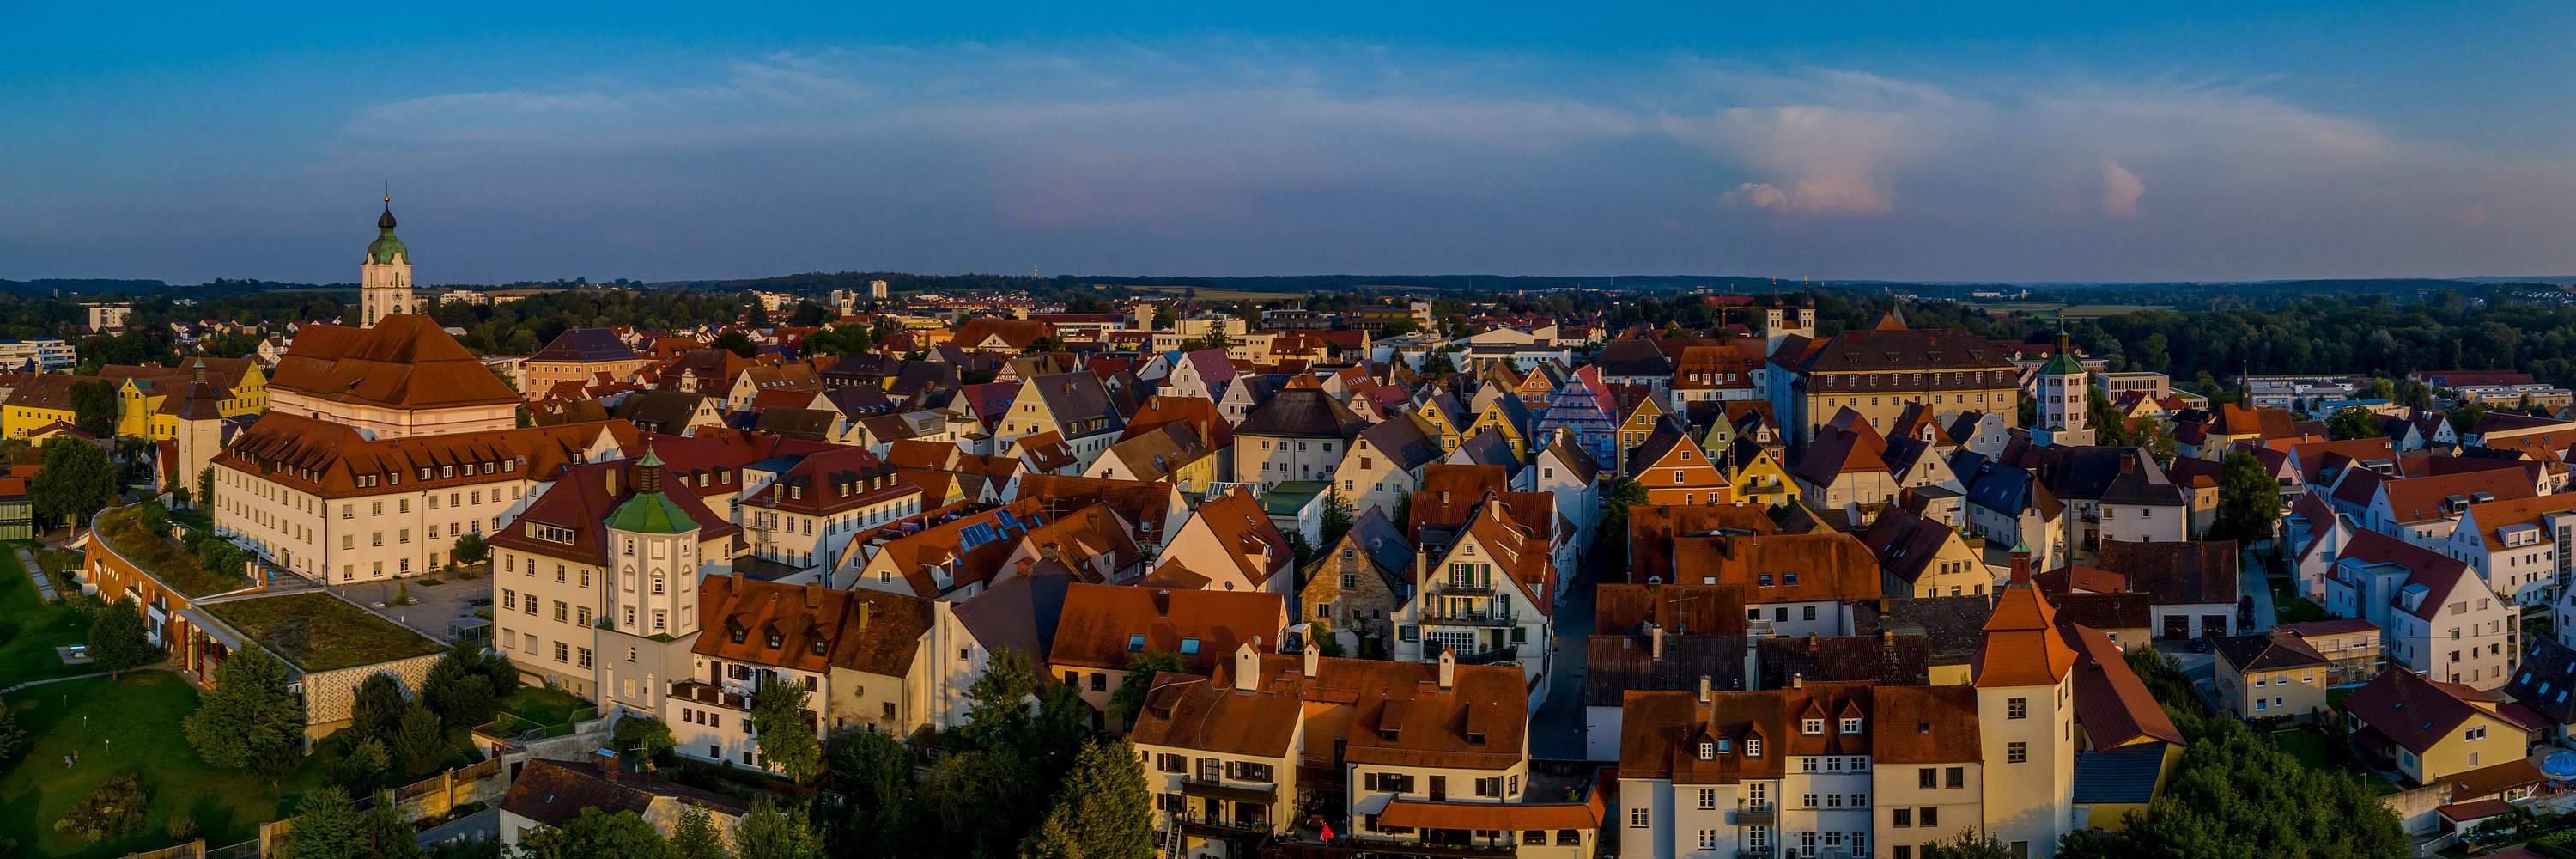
[1978,302,2173,318]
[496,685,594,729]
[0,673,325,857]
[2272,728,2402,796]
[200,592,445,673]
[0,550,97,687]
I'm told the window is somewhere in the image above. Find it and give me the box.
[1628,807,1649,828]
[1918,768,1935,789]
[1893,807,1911,827]
[553,642,568,662]
[1842,717,1862,734]
[1747,738,1761,757]
[1698,788,1717,809]
[2008,741,2028,764]
[1921,807,1939,827]
[1802,718,1824,734]
[1697,830,1717,850]
[2008,698,2027,719]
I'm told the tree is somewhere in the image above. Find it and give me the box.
[2327,405,2385,440]
[68,379,117,436]
[612,715,677,765]
[325,736,391,795]
[732,798,824,859]
[86,595,158,677]
[1020,739,1152,859]
[1599,477,1650,538]
[1920,830,2014,859]
[824,731,920,859]
[421,646,497,728]
[185,646,307,783]
[749,674,823,782]
[788,302,833,327]
[2112,719,2406,858]
[1107,649,1187,727]
[712,330,758,358]
[30,437,115,530]
[270,787,368,859]
[1027,335,1064,354]
[1378,320,1422,338]
[963,647,1040,746]
[0,696,27,768]
[135,502,171,539]
[349,673,408,740]
[1151,305,1176,331]
[197,465,216,510]
[2210,451,2284,545]
[670,807,726,859]
[515,807,673,859]
[1318,490,1354,549]
[391,701,449,777]
[2451,402,2488,438]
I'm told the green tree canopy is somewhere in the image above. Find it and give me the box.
[612,715,677,765]
[68,380,118,436]
[31,437,116,529]
[86,595,158,677]
[732,798,824,859]
[1018,739,1152,859]
[421,643,501,728]
[516,807,673,859]
[348,673,407,740]
[2210,451,2284,545]
[823,730,920,858]
[712,330,757,358]
[183,646,307,783]
[451,533,489,566]
[391,701,449,777]
[749,674,823,783]
[2326,405,2385,440]
[670,806,726,859]
[1107,649,1186,728]
[2105,719,2406,858]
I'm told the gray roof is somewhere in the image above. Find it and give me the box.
[952,564,1073,666]
[611,388,707,433]
[1449,429,1522,473]
[1597,338,1674,377]
[2506,637,2576,726]
[1583,634,1747,707]
[1028,371,1124,434]
[1236,388,1368,439]
[1357,415,1444,471]
[529,328,640,363]
[1851,594,1996,666]
[2071,741,2172,804]
[754,407,837,442]
[1346,507,1415,576]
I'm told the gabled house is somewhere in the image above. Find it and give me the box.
[1298,508,1416,648]
[1625,423,1731,507]
[2210,632,2330,722]
[2444,495,2576,608]
[1327,415,1447,523]
[1234,388,1370,490]
[1048,582,1287,731]
[1392,498,1557,692]
[2342,667,2539,789]
[2324,528,2519,690]
[1863,506,1995,599]
[1161,487,1296,594]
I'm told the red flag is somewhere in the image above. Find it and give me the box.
[1319,822,1335,841]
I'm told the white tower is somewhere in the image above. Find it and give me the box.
[604,448,704,640]
[1762,299,1815,355]
[2037,328,2093,446]
[1974,547,2078,856]
[360,195,415,327]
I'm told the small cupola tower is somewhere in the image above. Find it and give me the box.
[2036,324,2093,447]
[360,192,416,327]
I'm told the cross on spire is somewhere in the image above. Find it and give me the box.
[381,180,392,210]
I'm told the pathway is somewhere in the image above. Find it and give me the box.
[15,545,58,603]
[2239,547,2277,633]
[0,664,179,695]
[1529,528,1604,760]
[416,807,498,850]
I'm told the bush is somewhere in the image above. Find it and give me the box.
[54,771,146,843]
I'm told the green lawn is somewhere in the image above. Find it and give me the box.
[2273,588,2330,624]
[0,673,325,857]
[2272,728,2403,796]
[95,508,245,598]
[0,551,98,687]
[497,685,594,728]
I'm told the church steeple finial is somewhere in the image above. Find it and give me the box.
[378,181,397,231]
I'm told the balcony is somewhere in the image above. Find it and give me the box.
[1449,644,1522,666]
[1345,836,1521,858]
[1174,813,1272,838]
[1732,808,1776,826]
[1179,777,1278,804]
[1437,582,1496,597]
[1419,612,1520,628]
[668,679,750,710]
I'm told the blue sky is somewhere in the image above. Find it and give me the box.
[9,2,2576,284]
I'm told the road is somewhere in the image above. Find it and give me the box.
[1528,528,1604,760]
[2240,547,2279,633]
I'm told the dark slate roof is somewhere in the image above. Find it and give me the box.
[754,407,837,442]
[1540,430,1602,485]
[823,352,900,381]
[823,385,895,417]
[1598,338,1675,377]
[2099,539,2240,606]
[2505,637,2576,726]
[2213,632,2329,674]
[1759,633,1931,688]
[1450,429,1522,474]
[1954,450,2037,515]
[611,388,707,433]
[1346,507,1416,576]
[2028,446,2142,503]
[1852,594,1994,667]
[1029,371,1124,432]
[951,565,1073,665]
[1357,414,1444,471]
[2050,593,2156,631]
[2070,741,2172,804]
[1583,634,1747,707]
[1237,388,1367,439]
[530,328,641,363]
[889,361,961,395]
[500,758,748,829]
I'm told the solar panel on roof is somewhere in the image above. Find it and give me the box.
[959,522,999,548]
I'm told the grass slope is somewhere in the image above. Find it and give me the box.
[0,550,95,687]
[0,673,325,857]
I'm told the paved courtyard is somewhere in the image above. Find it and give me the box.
[332,567,491,645]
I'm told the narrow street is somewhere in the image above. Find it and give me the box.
[1528,527,1607,760]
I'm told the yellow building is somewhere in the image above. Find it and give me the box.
[1720,440,1797,509]
[103,359,269,440]
[2,375,79,438]
[1783,314,2020,447]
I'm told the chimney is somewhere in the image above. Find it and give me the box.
[1151,589,1171,618]
[1016,557,1034,576]
[1744,636,1760,691]
[606,465,620,497]
[1697,674,1712,704]
[1650,624,1666,660]
[2009,545,2032,588]
[1792,673,1803,690]
[803,582,822,610]
[1302,637,1320,678]
[1235,643,1260,691]
[2120,454,2136,473]
[1440,490,1450,503]
[856,600,873,631]
[1437,648,1455,691]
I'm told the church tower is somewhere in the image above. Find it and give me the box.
[1972,545,2078,856]
[360,195,415,327]
[2036,327,2093,446]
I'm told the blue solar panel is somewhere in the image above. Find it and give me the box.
[959,522,1000,548]
[995,510,1021,531]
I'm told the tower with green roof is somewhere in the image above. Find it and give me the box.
[359,193,416,327]
[604,448,708,642]
[2036,319,2093,447]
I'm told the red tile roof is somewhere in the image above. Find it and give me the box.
[1972,585,2077,688]
[1049,583,1286,671]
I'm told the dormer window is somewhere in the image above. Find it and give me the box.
[729,626,747,645]
[1842,718,1862,734]
[1127,634,1146,652]
[767,631,785,649]
[1698,741,1716,761]
[812,638,828,656]
[1747,738,1762,758]
[1466,732,1486,746]
[1802,718,1824,735]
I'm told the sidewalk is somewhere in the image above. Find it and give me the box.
[13,545,58,603]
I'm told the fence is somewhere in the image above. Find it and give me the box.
[478,708,603,743]
[200,841,258,859]
[122,840,203,859]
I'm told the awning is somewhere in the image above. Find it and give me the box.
[1375,800,1599,832]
